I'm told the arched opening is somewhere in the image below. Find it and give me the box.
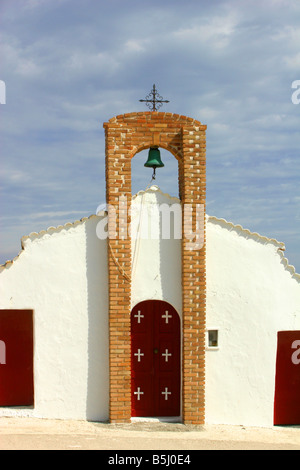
[131,148,180,199]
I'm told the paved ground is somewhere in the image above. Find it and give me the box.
[0,417,299,450]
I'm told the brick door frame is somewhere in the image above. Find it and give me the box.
[103,111,206,424]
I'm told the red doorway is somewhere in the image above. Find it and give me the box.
[274,331,300,425]
[131,300,180,417]
[0,309,34,406]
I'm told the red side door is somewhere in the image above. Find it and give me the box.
[274,331,300,425]
[0,310,34,406]
[131,300,180,417]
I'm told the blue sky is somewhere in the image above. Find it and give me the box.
[0,0,299,272]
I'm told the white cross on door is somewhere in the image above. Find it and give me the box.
[161,387,171,400]
[134,310,144,324]
[162,349,172,362]
[162,311,172,324]
[134,349,144,362]
[134,387,144,401]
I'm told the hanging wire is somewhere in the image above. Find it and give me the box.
[132,173,157,278]
[108,241,131,282]
[145,168,156,188]
[109,171,157,282]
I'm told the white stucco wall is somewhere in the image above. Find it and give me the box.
[131,187,182,319]
[0,187,183,423]
[0,186,299,426]
[132,187,300,426]
[0,215,109,421]
[205,217,300,427]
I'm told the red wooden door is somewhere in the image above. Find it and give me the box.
[274,331,300,425]
[0,310,34,406]
[131,300,180,417]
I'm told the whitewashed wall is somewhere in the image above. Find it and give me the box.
[0,186,299,426]
[0,215,109,421]
[205,216,300,427]
[131,187,300,426]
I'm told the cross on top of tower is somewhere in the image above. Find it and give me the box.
[139,84,169,111]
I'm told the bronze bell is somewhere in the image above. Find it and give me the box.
[144,147,164,169]
[144,147,164,179]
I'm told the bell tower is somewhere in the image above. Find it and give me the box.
[103,99,207,424]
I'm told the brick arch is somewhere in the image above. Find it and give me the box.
[130,143,182,162]
[103,111,207,425]
[106,110,203,126]
[105,111,205,164]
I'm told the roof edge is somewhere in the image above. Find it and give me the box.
[207,215,300,282]
[1,192,299,282]
[0,214,101,271]
[207,215,285,248]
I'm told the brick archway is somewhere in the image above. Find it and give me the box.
[103,111,206,424]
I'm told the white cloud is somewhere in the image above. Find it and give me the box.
[24,0,67,10]
[0,168,31,184]
[285,53,300,70]
[173,13,238,48]
[66,51,120,77]
[124,39,146,53]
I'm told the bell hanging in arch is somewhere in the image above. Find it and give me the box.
[144,147,164,179]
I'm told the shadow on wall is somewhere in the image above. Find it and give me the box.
[159,237,182,318]
[131,187,182,316]
[158,191,182,318]
[85,216,109,421]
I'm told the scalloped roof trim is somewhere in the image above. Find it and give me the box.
[207,215,300,282]
[0,214,101,271]
[134,187,299,281]
[0,187,299,282]
[207,214,285,248]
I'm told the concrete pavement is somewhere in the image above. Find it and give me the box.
[0,417,299,450]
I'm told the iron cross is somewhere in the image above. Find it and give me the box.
[139,84,169,111]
